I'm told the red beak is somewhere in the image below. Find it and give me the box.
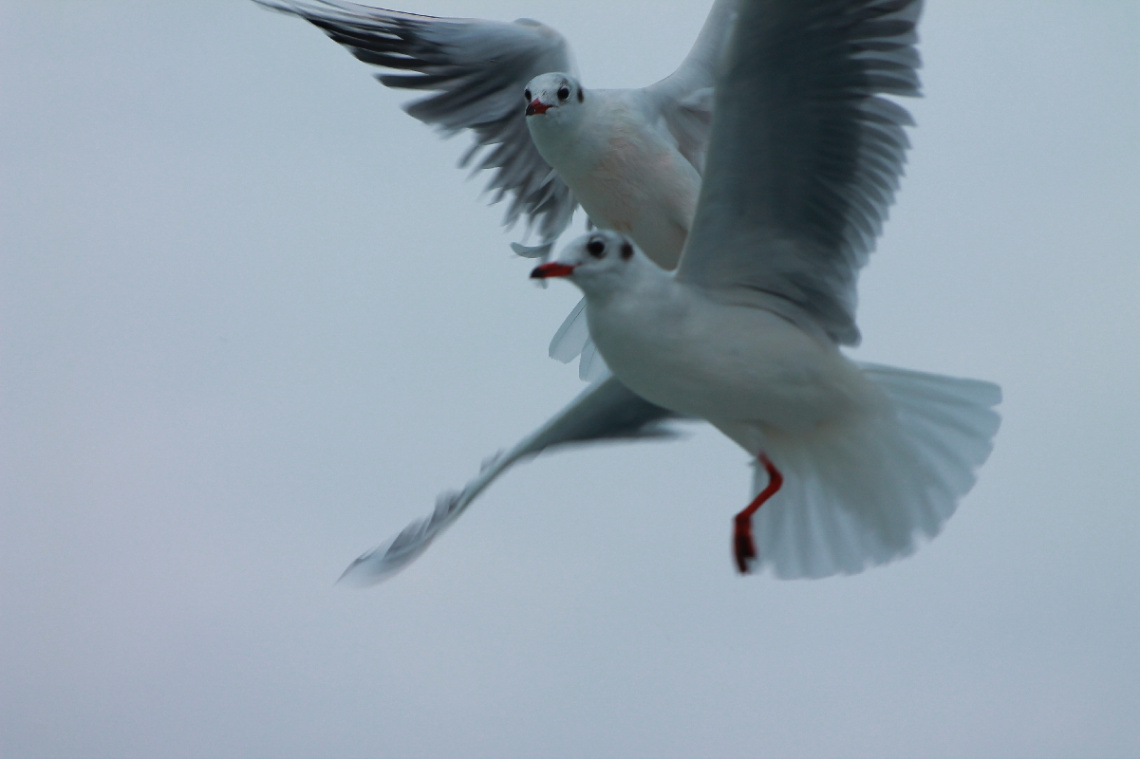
[525,99,551,116]
[530,262,575,279]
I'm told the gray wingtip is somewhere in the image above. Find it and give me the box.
[337,490,464,587]
[336,527,434,588]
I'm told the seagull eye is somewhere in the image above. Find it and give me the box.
[558,85,571,101]
[586,239,606,258]
[524,89,532,101]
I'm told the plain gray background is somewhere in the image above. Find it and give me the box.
[2,1,1138,756]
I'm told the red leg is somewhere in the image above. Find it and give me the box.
[733,453,783,574]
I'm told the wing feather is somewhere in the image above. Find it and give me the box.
[339,376,686,584]
[254,0,577,241]
[677,0,924,345]
[643,0,740,175]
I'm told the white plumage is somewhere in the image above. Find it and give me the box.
[536,235,999,575]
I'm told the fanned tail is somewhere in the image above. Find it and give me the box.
[747,363,1001,579]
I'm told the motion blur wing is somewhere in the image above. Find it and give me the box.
[255,0,578,243]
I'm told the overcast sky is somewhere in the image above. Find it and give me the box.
[2,1,1139,757]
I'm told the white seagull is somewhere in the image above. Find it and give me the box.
[340,0,1002,583]
[252,0,736,269]
[255,0,737,376]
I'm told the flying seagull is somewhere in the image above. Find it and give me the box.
[254,0,738,376]
[252,0,737,268]
[341,0,1001,582]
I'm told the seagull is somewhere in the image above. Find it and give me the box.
[340,0,1002,583]
[529,0,1001,576]
[252,0,736,269]
[254,0,737,377]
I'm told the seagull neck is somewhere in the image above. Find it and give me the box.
[527,96,602,169]
[583,257,675,309]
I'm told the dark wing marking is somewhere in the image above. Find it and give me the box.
[254,0,577,241]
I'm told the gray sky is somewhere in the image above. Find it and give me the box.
[2,1,1138,757]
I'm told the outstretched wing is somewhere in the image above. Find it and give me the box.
[339,375,687,585]
[677,0,923,345]
[254,0,578,242]
[642,0,739,175]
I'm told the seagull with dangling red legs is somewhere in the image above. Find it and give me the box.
[528,0,1001,577]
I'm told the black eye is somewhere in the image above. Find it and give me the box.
[524,89,532,101]
[586,239,606,258]
[558,85,570,101]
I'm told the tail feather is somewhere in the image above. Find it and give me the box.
[749,363,1001,579]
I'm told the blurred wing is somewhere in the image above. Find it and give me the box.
[643,0,739,174]
[339,375,687,585]
[255,0,578,242]
[677,0,923,345]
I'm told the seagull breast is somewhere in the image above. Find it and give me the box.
[528,92,701,269]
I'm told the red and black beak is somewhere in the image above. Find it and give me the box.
[530,262,575,279]
[525,99,551,116]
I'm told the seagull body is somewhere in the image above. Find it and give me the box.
[573,248,863,442]
[331,0,1002,583]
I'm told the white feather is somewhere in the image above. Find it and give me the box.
[548,298,590,364]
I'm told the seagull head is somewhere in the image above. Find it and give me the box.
[530,231,640,294]
[524,72,584,118]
